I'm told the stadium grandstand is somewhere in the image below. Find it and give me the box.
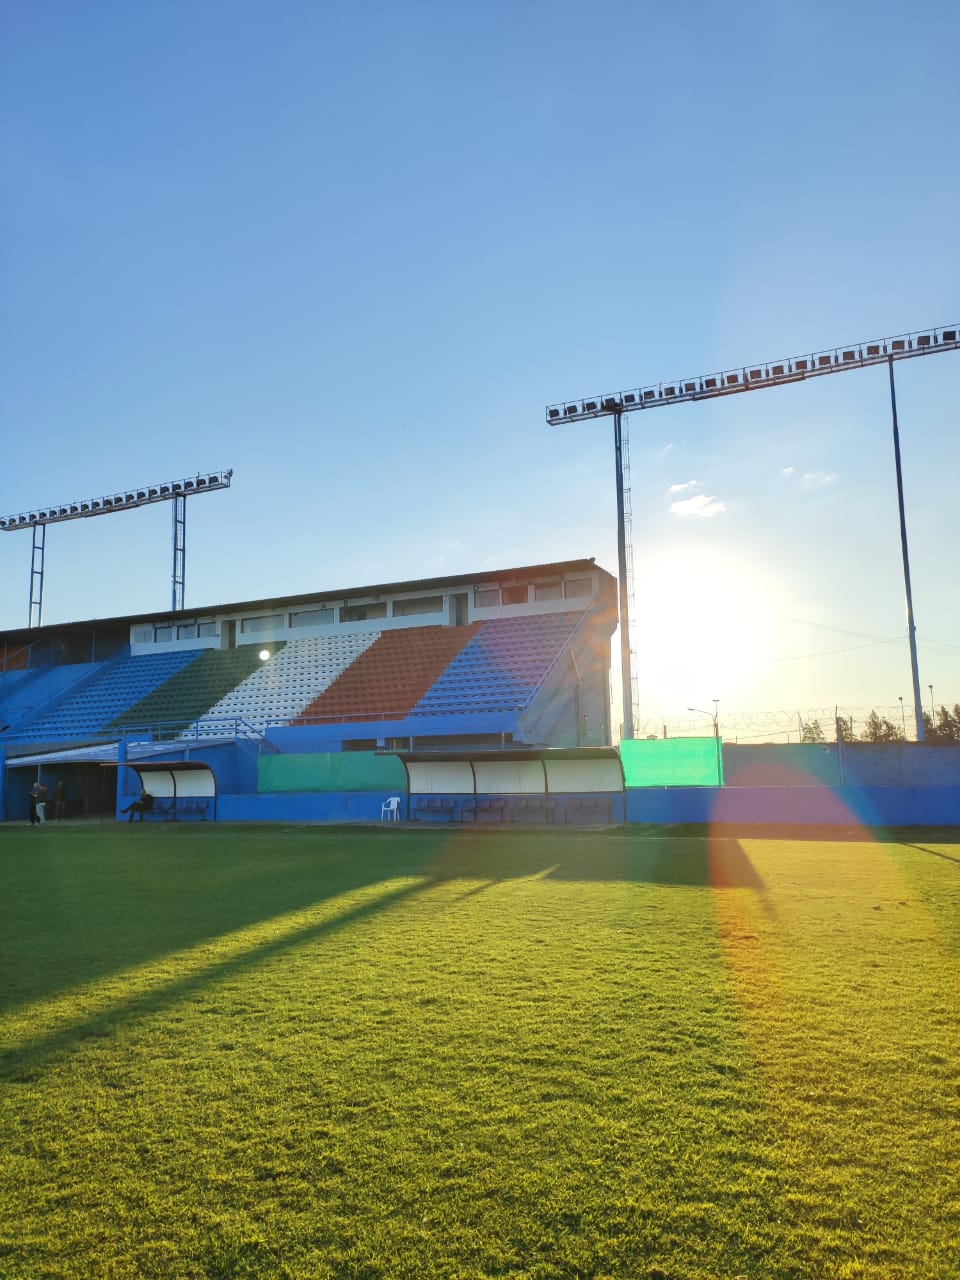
[0,559,620,822]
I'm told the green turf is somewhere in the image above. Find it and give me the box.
[0,824,957,1279]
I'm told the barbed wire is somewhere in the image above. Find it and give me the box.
[635,700,958,741]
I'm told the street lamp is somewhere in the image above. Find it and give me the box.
[688,700,722,786]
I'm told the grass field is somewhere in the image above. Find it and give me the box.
[0,822,958,1280]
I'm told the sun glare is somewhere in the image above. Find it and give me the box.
[633,547,778,709]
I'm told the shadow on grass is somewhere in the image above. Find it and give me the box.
[0,826,776,1079]
[0,875,432,1080]
[0,825,764,1025]
[659,823,960,844]
[409,828,767,890]
[901,844,960,865]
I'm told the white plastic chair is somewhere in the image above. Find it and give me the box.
[381,796,401,822]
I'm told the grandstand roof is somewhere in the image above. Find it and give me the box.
[0,558,614,643]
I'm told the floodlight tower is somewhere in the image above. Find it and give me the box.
[0,469,233,627]
[548,324,959,742]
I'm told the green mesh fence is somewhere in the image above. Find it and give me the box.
[619,737,722,787]
[258,752,407,793]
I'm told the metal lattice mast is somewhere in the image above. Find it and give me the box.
[619,414,639,733]
[29,524,45,629]
[612,412,633,739]
[172,495,187,612]
[616,414,640,737]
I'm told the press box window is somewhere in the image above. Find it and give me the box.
[564,577,593,598]
[290,608,335,628]
[154,626,173,642]
[340,602,387,623]
[197,622,218,637]
[240,614,282,634]
[393,595,443,617]
[132,627,153,644]
[534,583,563,601]
[474,587,500,608]
[177,624,196,640]
[501,584,528,605]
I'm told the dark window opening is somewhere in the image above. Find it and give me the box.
[502,584,528,605]
[340,603,387,623]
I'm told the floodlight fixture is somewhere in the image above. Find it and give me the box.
[2,468,234,627]
[0,471,234,531]
[546,324,959,424]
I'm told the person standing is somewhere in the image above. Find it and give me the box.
[31,780,48,826]
[53,778,66,821]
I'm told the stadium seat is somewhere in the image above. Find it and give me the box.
[300,626,479,723]
[13,650,203,742]
[412,613,586,716]
[182,633,379,736]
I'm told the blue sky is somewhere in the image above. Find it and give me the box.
[1,0,957,732]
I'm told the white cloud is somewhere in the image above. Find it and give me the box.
[657,444,674,457]
[781,466,795,476]
[801,470,838,489]
[670,494,726,518]
[667,480,697,494]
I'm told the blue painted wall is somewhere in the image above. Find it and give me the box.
[721,744,841,787]
[841,744,960,788]
[218,791,399,823]
[626,785,960,827]
[214,791,626,825]
[721,742,960,789]
[213,784,960,828]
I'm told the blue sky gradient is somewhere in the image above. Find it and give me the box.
[2,1,957,728]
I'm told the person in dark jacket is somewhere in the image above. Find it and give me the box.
[121,789,154,822]
[31,780,48,826]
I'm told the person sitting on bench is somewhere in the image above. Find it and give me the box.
[121,789,155,822]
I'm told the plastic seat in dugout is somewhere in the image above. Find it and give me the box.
[381,796,402,822]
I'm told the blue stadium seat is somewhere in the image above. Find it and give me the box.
[14,650,203,741]
[412,613,585,716]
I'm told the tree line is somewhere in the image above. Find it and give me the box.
[799,706,960,744]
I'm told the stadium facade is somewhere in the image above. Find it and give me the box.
[0,559,621,821]
[2,555,959,828]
